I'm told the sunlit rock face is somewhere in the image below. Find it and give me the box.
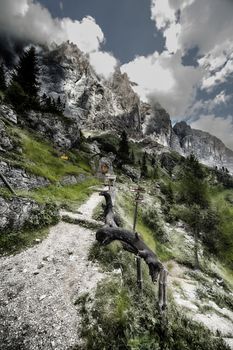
[37,41,233,171]
[39,42,144,136]
[173,121,233,172]
[142,103,172,147]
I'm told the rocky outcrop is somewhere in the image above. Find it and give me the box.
[0,196,59,234]
[20,110,80,150]
[142,103,173,147]
[0,161,50,190]
[0,119,14,153]
[173,121,233,172]
[39,42,145,136]
[0,105,18,124]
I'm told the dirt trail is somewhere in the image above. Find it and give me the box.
[0,191,105,350]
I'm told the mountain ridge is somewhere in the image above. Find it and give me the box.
[1,41,233,172]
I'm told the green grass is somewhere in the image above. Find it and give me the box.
[9,127,91,181]
[78,243,229,350]
[18,177,100,208]
[0,227,49,256]
[209,187,233,268]
[116,191,172,261]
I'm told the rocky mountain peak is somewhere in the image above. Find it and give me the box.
[39,41,144,136]
[173,121,192,139]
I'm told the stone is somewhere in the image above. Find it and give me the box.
[121,164,140,181]
[173,121,233,173]
[0,197,59,234]
[37,263,45,269]
[0,160,50,190]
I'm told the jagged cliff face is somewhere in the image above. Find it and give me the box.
[23,41,233,171]
[140,102,233,171]
[39,42,143,136]
[173,121,233,171]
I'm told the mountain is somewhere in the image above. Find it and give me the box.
[2,41,232,171]
[173,121,233,172]
[138,102,233,172]
[39,42,145,137]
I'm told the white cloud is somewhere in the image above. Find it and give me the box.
[151,0,233,91]
[59,1,63,11]
[121,0,232,124]
[0,0,65,45]
[61,16,104,53]
[191,114,233,150]
[151,0,176,30]
[0,1,105,54]
[186,91,232,119]
[89,51,118,79]
[122,50,202,117]
[200,57,233,91]
[0,0,118,77]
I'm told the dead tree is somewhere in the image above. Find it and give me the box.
[99,191,118,227]
[97,191,168,311]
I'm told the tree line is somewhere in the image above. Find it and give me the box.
[0,47,65,115]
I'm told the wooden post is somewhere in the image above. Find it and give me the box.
[0,172,16,195]
[130,185,145,291]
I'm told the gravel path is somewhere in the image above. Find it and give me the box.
[0,191,105,350]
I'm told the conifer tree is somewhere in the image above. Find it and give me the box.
[12,46,39,97]
[0,63,7,91]
[130,150,135,164]
[118,130,130,161]
[151,156,156,167]
[141,152,148,178]
[180,153,208,208]
[179,154,209,269]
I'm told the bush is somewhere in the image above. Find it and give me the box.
[76,243,229,350]
[142,205,167,243]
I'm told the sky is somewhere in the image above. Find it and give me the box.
[0,0,232,149]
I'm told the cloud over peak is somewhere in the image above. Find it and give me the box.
[0,0,117,78]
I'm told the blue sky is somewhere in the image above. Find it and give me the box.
[38,0,165,63]
[0,0,233,149]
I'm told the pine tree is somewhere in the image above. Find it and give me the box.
[141,152,148,178]
[180,153,208,208]
[179,154,209,269]
[151,156,156,167]
[0,63,7,91]
[130,150,135,164]
[12,46,39,97]
[118,130,130,162]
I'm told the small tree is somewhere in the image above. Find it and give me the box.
[12,46,39,98]
[118,130,130,162]
[5,81,28,111]
[179,154,209,208]
[0,63,7,91]
[130,150,135,164]
[185,205,204,269]
[141,152,148,178]
[179,154,209,269]
[151,156,156,167]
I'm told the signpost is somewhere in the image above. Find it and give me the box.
[130,185,145,291]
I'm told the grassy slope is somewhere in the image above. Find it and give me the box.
[0,123,101,254]
[209,186,233,268]
[9,127,91,182]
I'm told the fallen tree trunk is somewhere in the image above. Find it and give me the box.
[96,226,163,283]
[97,189,168,310]
[99,191,118,227]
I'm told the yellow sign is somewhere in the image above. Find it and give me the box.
[60,154,69,160]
